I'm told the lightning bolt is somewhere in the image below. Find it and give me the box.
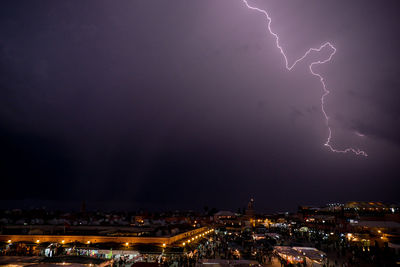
[242,0,367,156]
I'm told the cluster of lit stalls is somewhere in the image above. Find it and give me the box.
[274,246,304,265]
[46,245,163,263]
[0,241,40,255]
[44,243,143,259]
[293,247,327,266]
[274,246,327,266]
[51,242,189,262]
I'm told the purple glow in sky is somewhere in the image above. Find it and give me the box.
[0,0,399,211]
[242,0,366,156]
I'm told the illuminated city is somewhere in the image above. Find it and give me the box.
[1,200,400,266]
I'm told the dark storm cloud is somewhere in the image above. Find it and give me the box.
[347,74,400,145]
[0,126,75,199]
[0,0,399,211]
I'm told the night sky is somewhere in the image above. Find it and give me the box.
[1,0,399,212]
